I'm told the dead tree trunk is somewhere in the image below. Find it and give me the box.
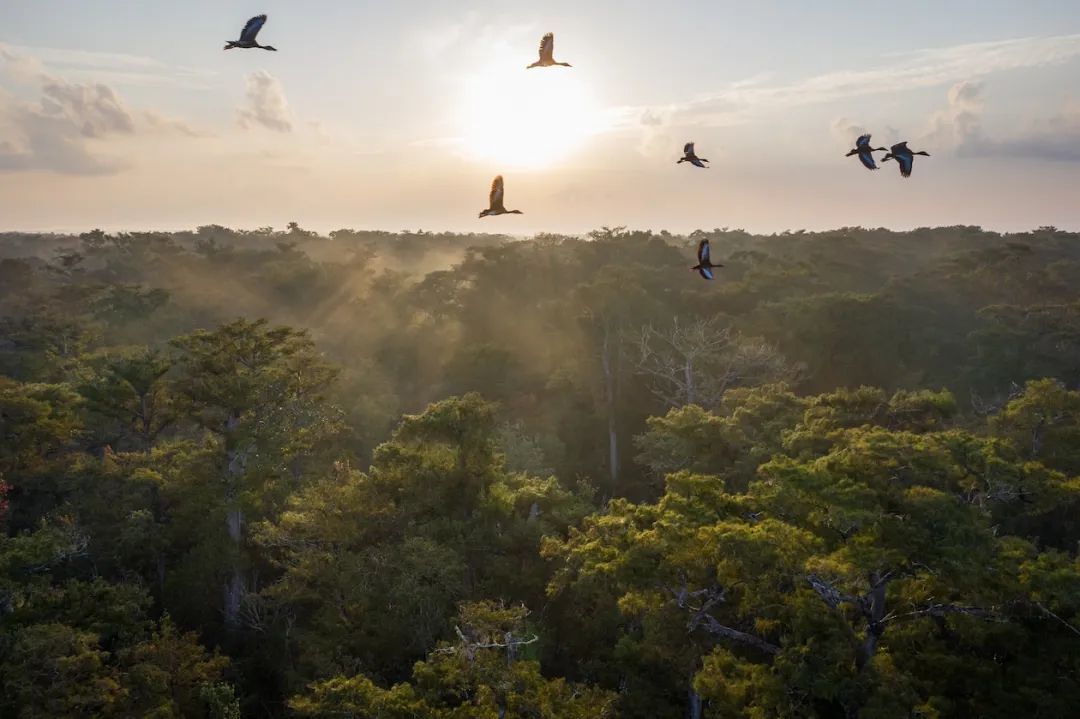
[223,413,246,630]
[688,672,704,719]
[601,322,620,490]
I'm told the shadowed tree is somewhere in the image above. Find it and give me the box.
[170,319,342,631]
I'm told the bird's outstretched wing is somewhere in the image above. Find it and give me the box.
[489,175,505,210]
[539,33,554,61]
[858,149,877,170]
[240,15,267,43]
[697,239,710,264]
[897,152,914,177]
[890,141,909,154]
[684,141,695,157]
[698,267,714,280]
[856,134,871,148]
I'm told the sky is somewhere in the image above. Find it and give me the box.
[1,0,1079,235]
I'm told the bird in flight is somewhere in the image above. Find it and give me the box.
[881,142,930,178]
[846,134,887,171]
[691,239,723,279]
[479,175,523,218]
[527,33,572,68]
[225,15,277,51]
[678,142,709,168]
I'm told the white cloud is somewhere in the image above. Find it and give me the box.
[927,81,1080,163]
[236,71,293,133]
[0,45,199,174]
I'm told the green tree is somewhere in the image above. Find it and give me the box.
[170,319,342,630]
[289,601,616,719]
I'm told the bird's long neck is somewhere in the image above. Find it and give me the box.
[915,151,930,156]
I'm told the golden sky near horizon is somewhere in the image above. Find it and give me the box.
[2,1,1080,234]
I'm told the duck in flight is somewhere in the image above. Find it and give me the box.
[527,33,572,68]
[881,142,930,178]
[691,239,723,279]
[678,142,709,168]
[846,134,887,171]
[225,14,277,51]
[479,175,523,218]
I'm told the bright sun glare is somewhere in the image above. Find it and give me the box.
[457,64,605,170]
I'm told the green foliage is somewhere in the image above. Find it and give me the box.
[548,402,1080,717]
[256,395,594,688]
[2,226,1080,716]
[289,602,616,719]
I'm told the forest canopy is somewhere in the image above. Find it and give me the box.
[1,223,1079,718]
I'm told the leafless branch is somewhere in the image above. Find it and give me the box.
[1034,602,1080,639]
[668,582,781,656]
[879,603,1000,625]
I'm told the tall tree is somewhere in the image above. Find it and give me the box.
[170,319,341,630]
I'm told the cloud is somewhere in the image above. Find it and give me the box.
[624,33,1080,132]
[39,79,137,137]
[1,43,217,89]
[925,80,1080,162]
[412,14,536,65]
[236,71,293,132]
[0,45,199,174]
[830,117,869,146]
[924,79,985,147]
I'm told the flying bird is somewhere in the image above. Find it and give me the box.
[479,175,523,218]
[846,134,887,171]
[691,239,724,280]
[678,142,709,168]
[881,142,930,178]
[527,33,572,68]
[224,14,277,51]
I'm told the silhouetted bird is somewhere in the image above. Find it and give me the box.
[678,142,709,168]
[691,239,723,279]
[479,175,523,218]
[527,33,572,68]
[846,134,887,171]
[881,141,930,178]
[225,15,277,51]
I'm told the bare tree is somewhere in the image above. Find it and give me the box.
[632,317,798,408]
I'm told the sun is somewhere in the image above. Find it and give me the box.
[456,64,605,170]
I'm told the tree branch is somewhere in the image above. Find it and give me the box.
[668,583,781,656]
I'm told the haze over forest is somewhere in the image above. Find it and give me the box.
[2,224,1080,717]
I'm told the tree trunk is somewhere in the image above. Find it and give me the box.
[601,324,620,490]
[684,359,695,406]
[224,505,245,629]
[223,413,246,630]
[856,571,887,670]
[688,672,703,719]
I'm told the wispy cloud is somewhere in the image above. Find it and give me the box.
[2,43,217,89]
[619,33,1080,133]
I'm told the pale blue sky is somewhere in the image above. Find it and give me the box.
[1,1,1079,233]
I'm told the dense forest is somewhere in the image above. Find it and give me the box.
[2,223,1079,718]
